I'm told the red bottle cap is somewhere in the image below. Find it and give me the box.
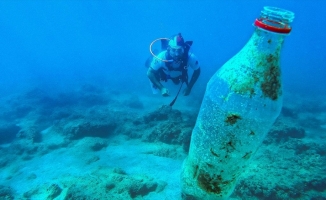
[254,18,292,34]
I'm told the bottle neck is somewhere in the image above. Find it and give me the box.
[250,27,286,56]
[255,6,294,34]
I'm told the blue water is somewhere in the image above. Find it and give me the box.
[1,0,325,96]
[0,1,325,199]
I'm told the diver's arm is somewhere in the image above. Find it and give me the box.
[188,67,201,89]
[183,67,200,96]
[147,67,164,90]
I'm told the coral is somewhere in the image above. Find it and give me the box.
[64,120,117,140]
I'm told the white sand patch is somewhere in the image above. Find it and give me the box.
[0,136,185,199]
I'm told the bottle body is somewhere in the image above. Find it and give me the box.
[181,27,287,199]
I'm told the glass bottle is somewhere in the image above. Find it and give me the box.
[181,7,295,200]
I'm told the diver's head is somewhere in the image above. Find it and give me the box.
[168,33,185,60]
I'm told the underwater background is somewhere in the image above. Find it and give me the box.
[0,0,325,199]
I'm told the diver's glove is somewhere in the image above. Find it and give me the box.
[161,87,170,97]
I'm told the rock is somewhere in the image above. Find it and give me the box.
[65,121,117,140]
[143,105,182,123]
[64,185,88,200]
[90,141,107,151]
[27,173,37,180]
[156,181,167,193]
[23,188,39,199]
[147,121,181,144]
[0,185,14,199]
[46,184,62,200]
[125,95,144,109]
[16,126,42,143]
[281,106,298,118]
[105,181,116,191]
[299,116,323,130]
[267,125,306,143]
[306,178,326,192]
[112,167,127,175]
[145,121,192,147]
[128,177,158,198]
[85,156,100,164]
[0,124,20,144]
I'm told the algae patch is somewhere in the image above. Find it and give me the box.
[225,114,241,125]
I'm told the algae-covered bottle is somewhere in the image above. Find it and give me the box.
[181,7,295,199]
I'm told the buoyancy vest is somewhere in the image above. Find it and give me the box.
[162,41,193,85]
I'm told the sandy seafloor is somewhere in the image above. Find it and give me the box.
[0,84,325,200]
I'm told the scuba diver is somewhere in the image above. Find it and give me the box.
[147,33,201,99]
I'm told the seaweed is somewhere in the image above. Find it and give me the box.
[197,172,223,194]
[226,140,236,150]
[242,151,252,160]
[206,163,214,168]
[210,148,219,157]
[197,171,234,195]
[260,54,281,100]
[193,165,199,178]
[225,114,241,125]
